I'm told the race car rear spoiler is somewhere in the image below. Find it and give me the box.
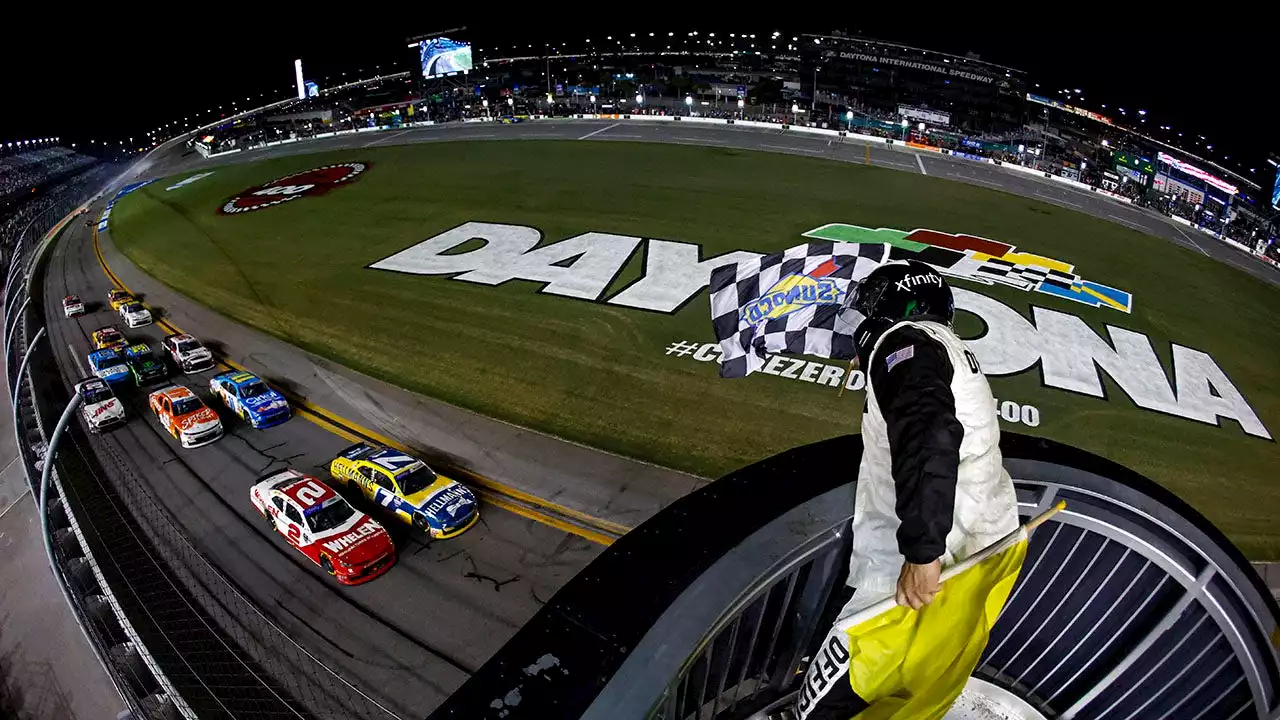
[336,442,377,461]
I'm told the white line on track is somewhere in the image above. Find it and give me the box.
[1035,192,1083,209]
[67,344,86,376]
[363,129,413,147]
[1170,223,1210,256]
[915,154,928,175]
[604,133,643,138]
[872,159,915,169]
[962,176,1004,188]
[578,123,620,140]
[1107,215,1149,233]
[760,143,822,154]
[676,137,728,144]
[460,133,496,138]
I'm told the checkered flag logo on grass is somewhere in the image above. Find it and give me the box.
[709,241,890,378]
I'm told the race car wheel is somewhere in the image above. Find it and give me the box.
[320,556,336,576]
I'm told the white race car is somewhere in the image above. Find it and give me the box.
[163,333,215,374]
[63,295,85,318]
[75,377,125,432]
[119,301,153,328]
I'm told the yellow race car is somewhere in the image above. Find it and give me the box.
[108,288,136,311]
[329,443,479,538]
[91,325,128,350]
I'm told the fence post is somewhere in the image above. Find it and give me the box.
[3,295,31,362]
[10,326,45,398]
[37,393,108,679]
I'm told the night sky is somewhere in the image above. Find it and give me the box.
[1,15,1271,186]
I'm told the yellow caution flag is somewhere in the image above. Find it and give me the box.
[835,501,1065,720]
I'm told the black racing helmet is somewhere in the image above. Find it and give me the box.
[849,260,954,326]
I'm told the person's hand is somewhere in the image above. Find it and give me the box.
[895,559,942,610]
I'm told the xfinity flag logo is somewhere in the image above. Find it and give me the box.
[895,273,942,292]
[370,222,1271,440]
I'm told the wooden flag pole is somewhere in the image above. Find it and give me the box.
[837,357,858,398]
[834,500,1068,631]
[1026,500,1067,534]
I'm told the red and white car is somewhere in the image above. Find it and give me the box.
[250,469,396,584]
[63,295,85,318]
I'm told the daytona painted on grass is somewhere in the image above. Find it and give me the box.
[110,141,1280,557]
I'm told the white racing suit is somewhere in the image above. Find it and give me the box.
[795,320,1019,720]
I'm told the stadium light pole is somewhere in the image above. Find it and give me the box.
[846,110,854,133]
[739,98,745,121]
[900,118,909,141]
[685,95,693,116]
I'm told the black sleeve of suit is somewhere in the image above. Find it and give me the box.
[869,326,963,565]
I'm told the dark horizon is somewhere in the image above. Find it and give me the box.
[1,17,1271,184]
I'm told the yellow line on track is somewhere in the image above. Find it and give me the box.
[89,226,625,545]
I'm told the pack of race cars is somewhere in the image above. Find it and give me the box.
[66,286,479,584]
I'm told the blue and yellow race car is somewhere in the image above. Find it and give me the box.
[328,443,479,538]
[209,371,290,428]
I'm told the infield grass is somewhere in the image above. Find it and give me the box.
[109,141,1280,557]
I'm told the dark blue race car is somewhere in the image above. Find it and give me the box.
[209,371,290,428]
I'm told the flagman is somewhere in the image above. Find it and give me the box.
[795,260,1020,720]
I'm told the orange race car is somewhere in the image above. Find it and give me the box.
[147,385,224,448]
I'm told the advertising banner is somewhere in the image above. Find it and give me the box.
[897,105,950,125]
[1026,94,1113,125]
[1157,152,1238,196]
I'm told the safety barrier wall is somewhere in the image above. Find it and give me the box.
[7,193,404,718]
[4,198,179,719]
[429,434,1280,720]
[201,113,1141,210]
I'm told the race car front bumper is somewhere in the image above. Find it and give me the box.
[335,552,396,585]
[430,509,480,539]
[180,357,216,374]
[180,425,224,448]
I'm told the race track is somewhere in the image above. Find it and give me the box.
[42,213,607,716]
[46,118,1280,715]
[145,118,1280,288]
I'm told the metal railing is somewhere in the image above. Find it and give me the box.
[5,192,404,718]
[626,443,1280,720]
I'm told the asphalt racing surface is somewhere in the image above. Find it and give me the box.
[46,119,1280,716]
[43,214,605,716]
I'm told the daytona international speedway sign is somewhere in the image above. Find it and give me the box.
[370,221,1271,441]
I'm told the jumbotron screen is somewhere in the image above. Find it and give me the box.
[420,37,473,78]
[1272,168,1280,211]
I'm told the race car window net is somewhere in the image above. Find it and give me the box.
[81,386,113,404]
[271,496,285,511]
[175,339,200,353]
[285,505,303,524]
[240,381,269,398]
[397,466,438,496]
[171,397,202,416]
[306,501,355,533]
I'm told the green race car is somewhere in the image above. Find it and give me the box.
[124,343,168,386]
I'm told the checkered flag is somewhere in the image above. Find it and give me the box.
[709,241,890,378]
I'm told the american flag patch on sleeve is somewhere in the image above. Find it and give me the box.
[884,345,914,371]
